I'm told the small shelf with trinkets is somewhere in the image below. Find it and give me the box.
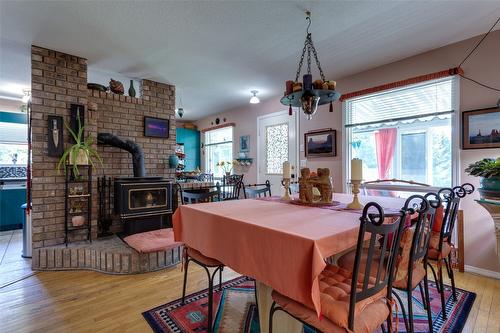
[64,164,92,246]
[235,158,253,166]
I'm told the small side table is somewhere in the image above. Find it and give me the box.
[475,199,500,255]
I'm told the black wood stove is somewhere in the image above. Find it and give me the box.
[98,133,173,235]
[114,177,173,235]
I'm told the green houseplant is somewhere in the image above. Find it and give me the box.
[56,118,102,177]
[465,157,500,194]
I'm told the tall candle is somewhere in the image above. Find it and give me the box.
[283,161,291,179]
[351,158,363,181]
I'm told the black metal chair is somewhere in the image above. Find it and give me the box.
[179,185,223,333]
[391,193,441,333]
[220,174,243,200]
[427,183,474,320]
[197,173,214,182]
[269,202,407,333]
[243,180,272,198]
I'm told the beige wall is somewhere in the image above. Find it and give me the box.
[196,31,500,273]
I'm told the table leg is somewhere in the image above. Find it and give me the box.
[256,281,303,333]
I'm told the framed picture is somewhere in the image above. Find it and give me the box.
[462,107,500,150]
[47,115,64,157]
[304,129,336,157]
[144,116,170,138]
[239,135,250,152]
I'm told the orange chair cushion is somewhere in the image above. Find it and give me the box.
[427,232,452,260]
[123,228,183,253]
[336,249,385,278]
[186,247,223,267]
[273,265,390,333]
[431,205,445,233]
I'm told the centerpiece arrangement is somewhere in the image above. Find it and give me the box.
[465,157,500,199]
[216,160,237,176]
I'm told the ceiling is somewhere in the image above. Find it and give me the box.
[1,1,499,120]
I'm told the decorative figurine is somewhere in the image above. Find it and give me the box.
[298,167,333,204]
[109,78,124,95]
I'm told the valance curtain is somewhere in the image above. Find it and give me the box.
[374,128,397,179]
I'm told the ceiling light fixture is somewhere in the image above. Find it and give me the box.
[249,90,260,104]
[280,11,341,119]
[176,95,184,118]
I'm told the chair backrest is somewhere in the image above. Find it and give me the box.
[399,194,439,282]
[436,183,474,252]
[243,180,272,199]
[221,174,244,200]
[283,180,299,195]
[180,185,221,205]
[197,173,214,182]
[348,202,406,329]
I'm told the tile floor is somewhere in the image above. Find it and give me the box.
[0,229,33,287]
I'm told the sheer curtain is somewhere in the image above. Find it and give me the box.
[374,128,397,179]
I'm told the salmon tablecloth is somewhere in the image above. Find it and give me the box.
[172,193,405,316]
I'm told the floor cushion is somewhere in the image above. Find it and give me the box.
[124,228,183,253]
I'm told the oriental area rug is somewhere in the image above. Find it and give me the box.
[143,276,475,333]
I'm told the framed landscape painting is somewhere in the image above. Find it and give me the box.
[462,107,500,149]
[304,129,336,157]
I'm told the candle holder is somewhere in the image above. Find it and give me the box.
[282,178,292,201]
[346,179,364,210]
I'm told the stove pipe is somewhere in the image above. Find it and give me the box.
[97,133,146,177]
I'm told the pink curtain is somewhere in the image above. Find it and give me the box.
[374,128,397,179]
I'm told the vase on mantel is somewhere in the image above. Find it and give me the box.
[128,80,136,97]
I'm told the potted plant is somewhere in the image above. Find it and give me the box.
[465,157,500,197]
[216,160,236,176]
[56,118,102,178]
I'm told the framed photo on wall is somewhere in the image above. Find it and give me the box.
[239,135,250,152]
[304,129,336,157]
[144,116,170,138]
[462,107,500,150]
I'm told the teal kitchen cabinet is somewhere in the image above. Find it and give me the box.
[0,185,26,231]
[176,128,200,171]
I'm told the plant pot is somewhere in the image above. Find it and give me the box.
[72,215,85,227]
[225,172,231,177]
[69,149,89,165]
[479,176,500,199]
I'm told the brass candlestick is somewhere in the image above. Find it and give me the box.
[347,179,364,210]
[282,178,291,201]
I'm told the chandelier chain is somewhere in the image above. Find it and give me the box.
[295,37,308,82]
[309,37,326,81]
[307,35,312,75]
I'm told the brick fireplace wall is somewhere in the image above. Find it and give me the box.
[31,45,176,248]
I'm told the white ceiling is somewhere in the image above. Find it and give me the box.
[1,1,499,120]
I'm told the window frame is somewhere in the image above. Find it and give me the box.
[342,76,460,193]
[203,126,233,177]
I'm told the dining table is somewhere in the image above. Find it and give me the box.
[172,193,405,332]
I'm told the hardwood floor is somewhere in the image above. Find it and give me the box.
[0,229,33,287]
[0,265,498,333]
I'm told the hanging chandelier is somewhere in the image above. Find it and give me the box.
[280,11,341,119]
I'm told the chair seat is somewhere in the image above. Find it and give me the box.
[272,265,390,333]
[427,232,452,260]
[186,247,223,267]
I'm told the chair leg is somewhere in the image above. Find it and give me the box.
[427,262,440,293]
[445,256,458,302]
[424,273,434,333]
[269,301,276,333]
[219,265,223,291]
[392,291,409,333]
[407,287,415,333]
[207,268,215,333]
[438,261,447,320]
[418,282,426,310]
[181,258,190,305]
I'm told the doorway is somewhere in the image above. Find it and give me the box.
[257,110,299,196]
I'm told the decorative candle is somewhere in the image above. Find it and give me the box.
[351,158,363,181]
[285,80,294,95]
[283,161,291,179]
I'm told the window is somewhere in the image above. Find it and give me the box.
[265,123,288,174]
[0,122,28,165]
[204,126,233,177]
[345,77,457,189]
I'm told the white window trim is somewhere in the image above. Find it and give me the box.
[342,76,460,192]
[203,126,233,175]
